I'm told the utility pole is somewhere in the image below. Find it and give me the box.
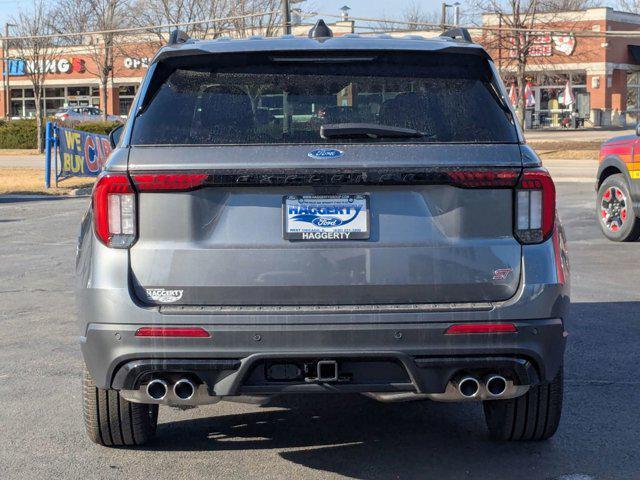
[3,23,16,120]
[281,0,291,35]
[3,23,9,120]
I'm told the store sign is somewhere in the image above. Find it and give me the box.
[552,35,577,56]
[124,57,149,69]
[58,126,112,176]
[508,33,577,58]
[4,58,86,76]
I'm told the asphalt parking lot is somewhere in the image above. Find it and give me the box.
[0,161,639,479]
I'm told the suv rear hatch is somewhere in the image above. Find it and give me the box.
[124,49,525,306]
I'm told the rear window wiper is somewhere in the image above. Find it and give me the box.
[320,123,426,139]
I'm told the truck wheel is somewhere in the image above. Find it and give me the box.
[483,367,563,441]
[597,174,640,242]
[83,367,158,447]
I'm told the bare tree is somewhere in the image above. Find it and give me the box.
[617,0,640,14]
[538,0,601,12]
[377,1,440,32]
[228,0,282,38]
[9,0,61,151]
[477,0,545,128]
[479,0,602,128]
[56,0,132,121]
[129,0,233,43]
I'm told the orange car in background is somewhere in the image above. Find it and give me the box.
[597,125,640,241]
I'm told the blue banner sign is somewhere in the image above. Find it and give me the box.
[4,59,26,76]
[58,126,112,177]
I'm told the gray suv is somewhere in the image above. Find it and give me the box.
[77,23,569,447]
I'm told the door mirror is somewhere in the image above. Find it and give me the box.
[108,124,125,149]
[636,122,640,137]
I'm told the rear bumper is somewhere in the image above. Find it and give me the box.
[82,318,566,394]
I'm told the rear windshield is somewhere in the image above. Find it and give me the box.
[131,51,518,145]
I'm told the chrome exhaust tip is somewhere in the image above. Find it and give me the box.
[485,375,508,397]
[146,379,168,400]
[457,377,480,398]
[173,379,196,400]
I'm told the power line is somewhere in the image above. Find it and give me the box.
[313,11,640,38]
[3,9,640,42]
[0,9,279,41]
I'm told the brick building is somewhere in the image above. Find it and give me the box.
[2,6,640,127]
[0,41,156,120]
[482,7,640,127]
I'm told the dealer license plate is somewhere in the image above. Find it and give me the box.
[283,194,370,240]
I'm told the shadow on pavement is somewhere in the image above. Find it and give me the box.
[0,195,76,204]
[139,301,639,479]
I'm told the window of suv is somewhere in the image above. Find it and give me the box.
[131,51,518,145]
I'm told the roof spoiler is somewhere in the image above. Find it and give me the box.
[440,27,472,43]
[168,29,191,46]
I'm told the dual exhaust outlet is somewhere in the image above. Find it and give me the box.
[146,378,195,401]
[457,375,508,399]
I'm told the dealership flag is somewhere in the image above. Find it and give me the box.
[524,82,536,107]
[561,80,575,107]
[508,83,518,107]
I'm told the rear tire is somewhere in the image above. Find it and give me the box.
[597,174,640,242]
[483,367,563,441]
[83,367,158,447]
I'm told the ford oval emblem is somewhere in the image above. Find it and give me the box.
[308,148,344,159]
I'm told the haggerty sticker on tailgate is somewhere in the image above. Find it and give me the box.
[145,288,184,303]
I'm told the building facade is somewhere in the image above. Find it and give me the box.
[483,7,640,127]
[0,42,155,119]
[2,7,640,127]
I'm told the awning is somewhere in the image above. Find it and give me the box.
[628,45,640,64]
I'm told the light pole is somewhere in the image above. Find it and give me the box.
[281,0,306,35]
[3,23,17,120]
[281,0,291,35]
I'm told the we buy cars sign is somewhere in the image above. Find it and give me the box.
[57,126,112,177]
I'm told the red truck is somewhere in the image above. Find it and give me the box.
[598,125,640,241]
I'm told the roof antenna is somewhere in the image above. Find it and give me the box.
[309,19,333,38]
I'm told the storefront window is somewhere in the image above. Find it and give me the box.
[45,87,65,98]
[9,84,105,118]
[118,84,138,117]
[24,100,36,118]
[118,85,136,96]
[11,100,22,117]
[69,86,90,96]
[627,71,640,120]
[45,99,64,113]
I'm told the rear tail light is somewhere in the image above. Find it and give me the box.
[135,327,210,338]
[132,173,209,192]
[515,169,556,244]
[445,323,517,334]
[93,173,136,248]
[447,169,519,188]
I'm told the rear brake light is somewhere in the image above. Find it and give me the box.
[447,169,519,188]
[515,169,555,244]
[92,173,136,248]
[132,173,209,191]
[135,327,210,338]
[445,323,517,334]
